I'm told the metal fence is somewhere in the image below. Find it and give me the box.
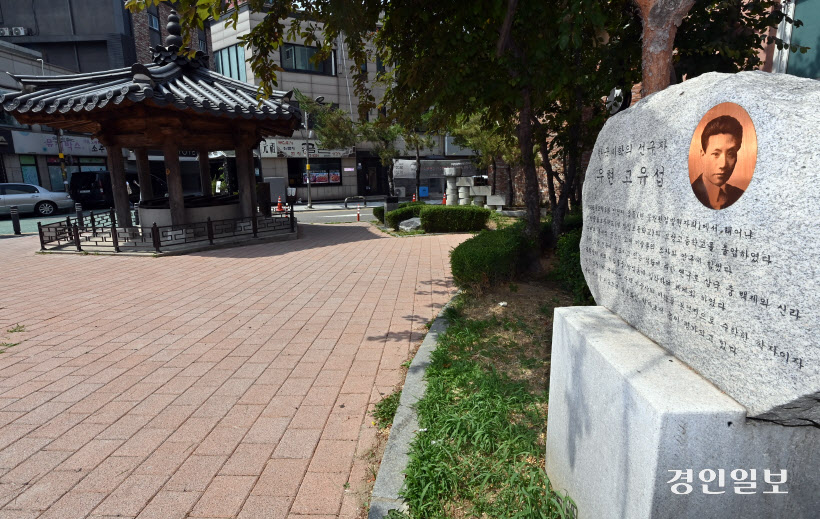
[38,207,295,254]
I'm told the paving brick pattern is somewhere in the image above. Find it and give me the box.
[0,224,466,518]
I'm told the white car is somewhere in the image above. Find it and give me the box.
[0,183,74,217]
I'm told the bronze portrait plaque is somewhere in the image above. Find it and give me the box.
[688,102,757,210]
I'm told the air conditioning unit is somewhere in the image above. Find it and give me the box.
[11,27,28,36]
[0,28,10,37]
[395,187,406,197]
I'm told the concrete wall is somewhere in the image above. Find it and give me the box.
[260,156,358,201]
[0,0,135,71]
[0,41,76,90]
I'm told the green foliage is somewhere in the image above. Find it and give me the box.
[402,309,574,518]
[450,223,530,290]
[418,206,491,233]
[674,1,809,81]
[373,390,402,429]
[555,229,593,305]
[373,206,385,224]
[386,205,425,230]
[6,324,24,333]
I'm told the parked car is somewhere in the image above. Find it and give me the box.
[68,171,142,208]
[0,183,74,216]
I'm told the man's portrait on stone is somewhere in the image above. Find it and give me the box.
[688,102,757,210]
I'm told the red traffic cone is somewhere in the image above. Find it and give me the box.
[412,193,416,202]
[357,204,361,222]
[442,193,447,205]
[276,195,283,212]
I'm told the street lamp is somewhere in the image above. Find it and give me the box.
[305,96,324,208]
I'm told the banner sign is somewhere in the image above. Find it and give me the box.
[259,138,353,158]
[11,131,107,156]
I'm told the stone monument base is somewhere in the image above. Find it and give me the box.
[545,307,819,519]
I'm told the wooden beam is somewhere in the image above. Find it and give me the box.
[163,141,186,226]
[134,148,154,201]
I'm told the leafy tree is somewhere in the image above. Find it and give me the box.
[450,113,519,198]
[359,122,402,197]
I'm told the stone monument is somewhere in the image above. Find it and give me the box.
[545,71,819,518]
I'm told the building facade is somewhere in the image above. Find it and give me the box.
[209,5,475,201]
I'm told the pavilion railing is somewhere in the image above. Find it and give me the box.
[37,207,295,254]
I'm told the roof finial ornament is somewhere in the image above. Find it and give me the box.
[165,10,184,48]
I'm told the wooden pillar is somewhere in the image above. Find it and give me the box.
[106,145,132,227]
[134,148,154,201]
[235,140,256,218]
[163,142,185,226]
[198,148,212,196]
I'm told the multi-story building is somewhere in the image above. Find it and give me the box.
[210,4,475,201]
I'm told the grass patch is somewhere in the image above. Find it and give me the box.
[7,324,24,333]
[373,390,402,429]
[401,291,575,518]
[0,342,19,353]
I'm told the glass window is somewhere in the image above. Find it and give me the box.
[19,155,40,186]
[787,0,820,78]
[214,45,247,82]
[199,39,207,52]
[281,44,336,76]
[148,13,160,31]
[4,184,38,195]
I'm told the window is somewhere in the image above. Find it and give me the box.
[148,13,160,31]
[19,155,40,186]
[199,39,207,52]
[281,44,336,76]
[360,61,367,73]
[214,45,247,82]
[2,184,38,195]
[376,56,386,73]
[287,158,343,186]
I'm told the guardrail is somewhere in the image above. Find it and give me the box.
[37,206,295,254]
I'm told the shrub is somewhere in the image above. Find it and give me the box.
[419,206,491,233]
[386,204,425,230]
[373,206,385,223]
[555,228,593,304]
[399,201,427,209]
[450,223,530,290]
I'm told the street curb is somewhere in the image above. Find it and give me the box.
[368,299,455,518]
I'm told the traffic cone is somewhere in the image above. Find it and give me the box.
[276,195,283,212]
[357,204,361,222]
[442,193,447,205]
[412,193,416,202]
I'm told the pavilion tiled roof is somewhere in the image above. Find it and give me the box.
[0,53,298,125]
[0,5,302,140]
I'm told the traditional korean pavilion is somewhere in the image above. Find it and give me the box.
[0,11,300,227]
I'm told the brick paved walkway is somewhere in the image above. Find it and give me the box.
[0,224,467,518]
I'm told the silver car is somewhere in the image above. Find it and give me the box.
[0,183,74,217]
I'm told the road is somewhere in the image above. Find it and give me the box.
[0,206,378,237]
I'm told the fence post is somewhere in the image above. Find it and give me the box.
[133,203,140,225]
[152,223,161,253]
[73,224,83,252]
[207,217,214,245]
[75,203,83,227]
[111,224,120,253]
[37,222,45,250]
[10,206,21,235]
[90,212,97,235]
[251,214,258,238]
[289,204,295,233]
[65,216,73,242]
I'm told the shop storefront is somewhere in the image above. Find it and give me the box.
[8,131,108,191]
[259,137,357,201]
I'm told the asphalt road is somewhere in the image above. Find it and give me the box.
[0,207,377,237]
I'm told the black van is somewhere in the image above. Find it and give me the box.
[68,171,143,208]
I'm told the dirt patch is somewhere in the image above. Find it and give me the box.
[459,279,574,394]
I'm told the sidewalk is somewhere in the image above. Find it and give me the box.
[0,223,469,518]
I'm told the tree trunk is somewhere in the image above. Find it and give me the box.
[634,0,696,97]
[552,67,584,243]
[414,142,421,199]
[387,162,395,197]
[517,87,541,251]
[507,164,514,207]
[490,155,497,195]
[540,144,557,210]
